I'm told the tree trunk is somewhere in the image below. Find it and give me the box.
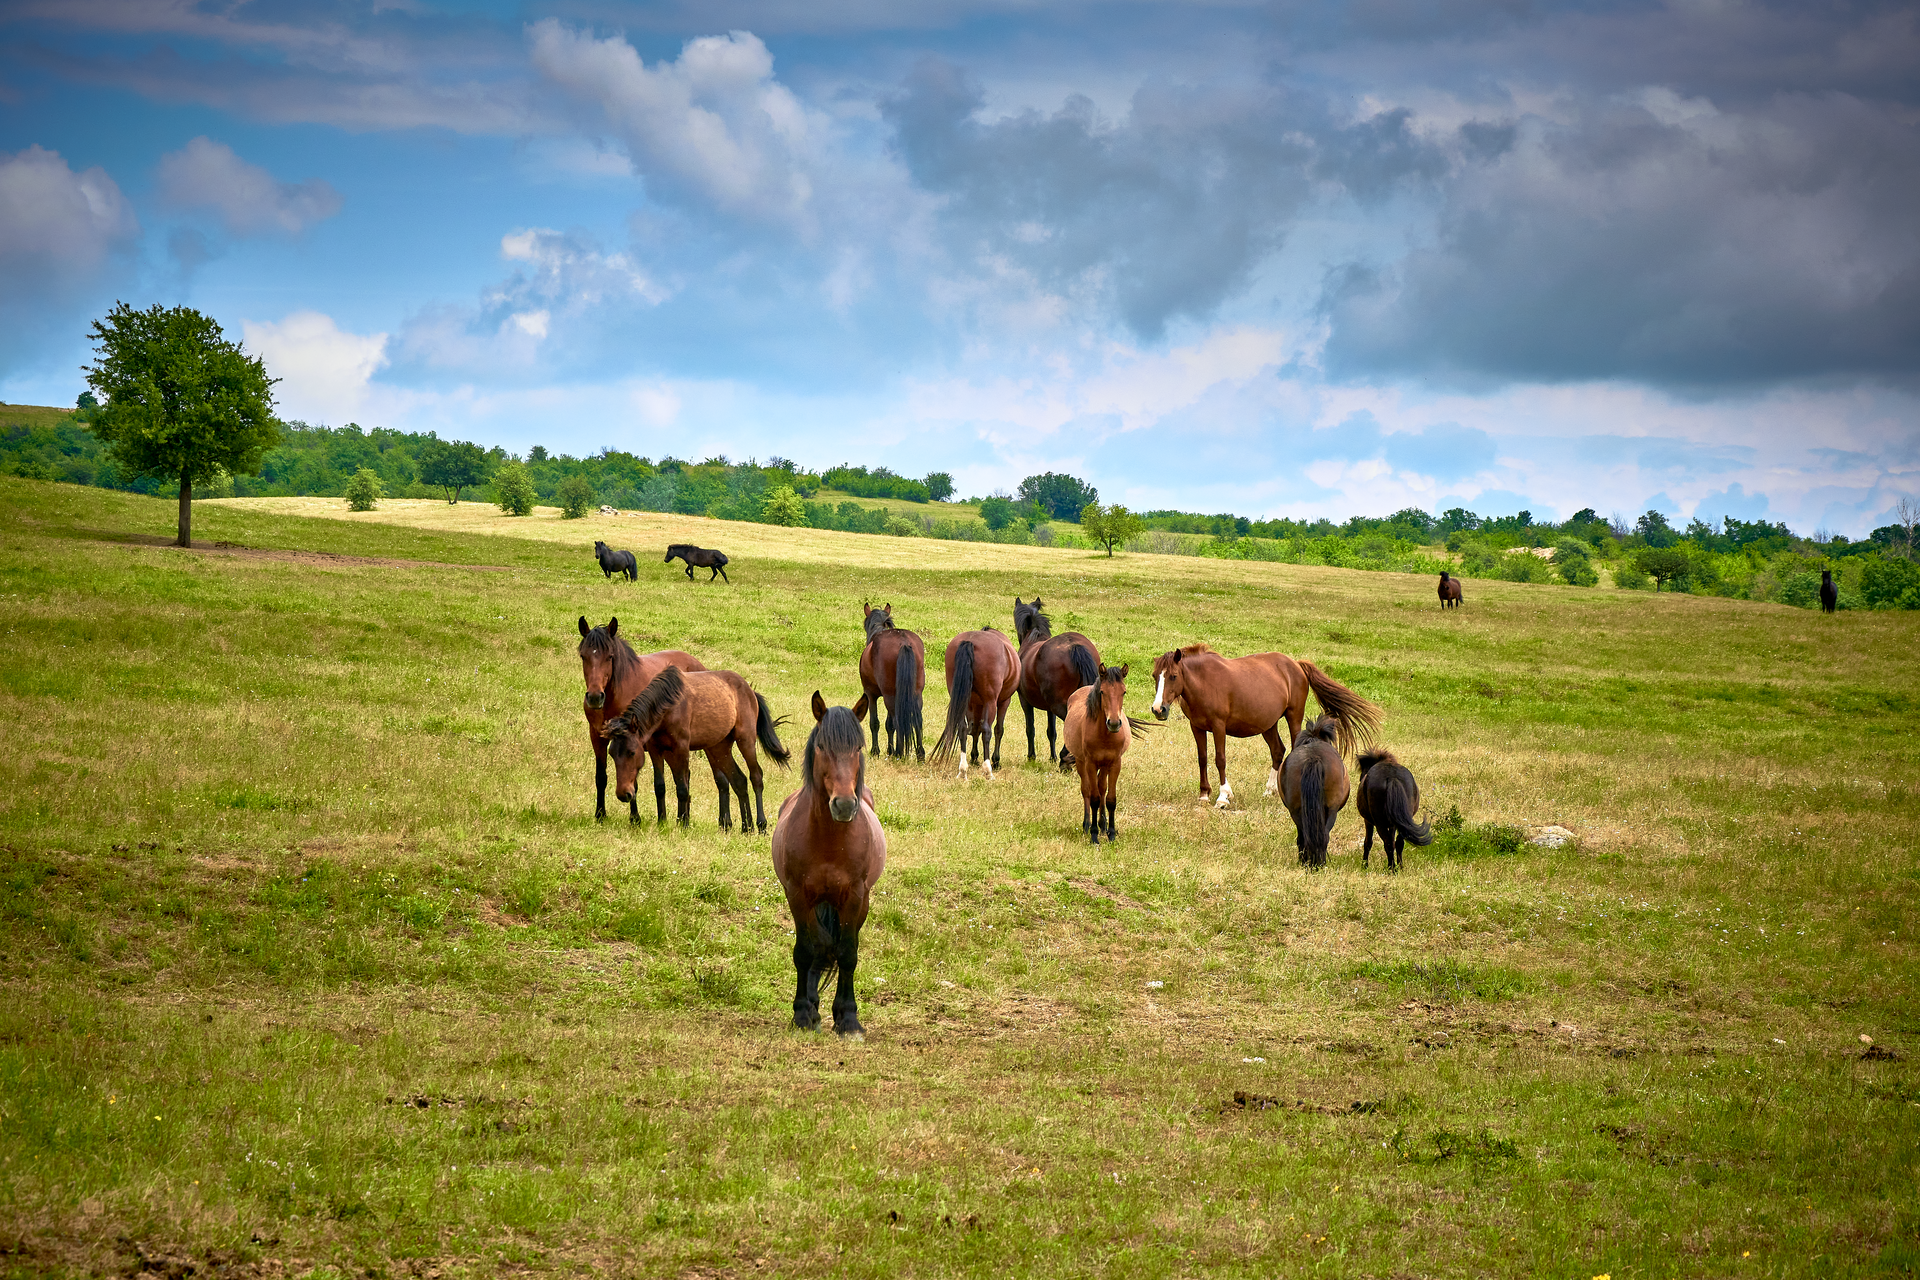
[177,465,192,547]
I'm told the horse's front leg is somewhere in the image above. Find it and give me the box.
[1190,725,1210,798]
[1104,763,1119,841]
[593,730,610,822]
[791,931,823,1030]
[671,754,693,826]
[652,755,668,823]
[830,926,863,1038]
[1212,728,1233,809]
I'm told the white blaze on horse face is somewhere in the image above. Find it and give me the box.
[1153,673,1165,713]
[1265,767,1280,797]
[1215,779,1234,810]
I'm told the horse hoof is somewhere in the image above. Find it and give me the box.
[835,1026,865,1042]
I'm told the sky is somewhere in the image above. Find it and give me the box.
[2,0,1916,534]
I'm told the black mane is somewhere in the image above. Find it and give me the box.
[610,665,685,736]
[581,623,641,683]
[802,705,867,792]
[863,608,893,642]
[1014,597,1051,643]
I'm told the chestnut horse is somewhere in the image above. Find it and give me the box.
[1149,643,1379,809]
[576,616,706,822]
[1438,571,1463,609]
[1356,749,1433,871]
[1281,715,1350,868]
[858,601,926,761]
[603,666,790,831]
[1062,664,1132,844]
[772,692,886,1037]
[1013,597,1101,767]
[931,627,1021,777]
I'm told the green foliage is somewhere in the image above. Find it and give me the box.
[492,461,537,516]
[1428,807,1526,858]
[1634,545,1690,590]
[1017,471,1098,520]
[1080,501,1144,556]
[1612,557,1652,590]
[343,468,383,512]
[884,514,921,537]
[923,471,955,502]
[979,496,1015,530]
[760,484,808,527]
[1495,552,1553,584]
[1551,539,1597,586]
[418,439,492,503]
[1635,510,1680,547]
[556,474,595,519]
[1862,553,1920,609]
[821,465,930,502]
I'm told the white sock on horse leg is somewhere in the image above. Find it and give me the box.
[1264,767,1280,797]
[1215,780,1234,809]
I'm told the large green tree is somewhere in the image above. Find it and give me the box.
[1017,471,1098,521]
[418,439,492,503]
[1080,501,1143,557]
[83,302,279,547]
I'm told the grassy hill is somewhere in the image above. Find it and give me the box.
[1,477,1915,1277]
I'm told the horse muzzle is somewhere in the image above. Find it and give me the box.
[585,691,606,709]
[1151,704,1169,721]
[1106,718,1124,733]
[829,796,858,823]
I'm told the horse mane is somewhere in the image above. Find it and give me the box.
[1357,748,1399,775]
[581,623,642,681]
[1084,683,1100,717]
[863,607,893,642]
[1296,714,1339,746]
[1179,642,1213,656]
[801,705,866,792]
[666,543,695,554]
[1014,598,1051,641]
[611,665,685,735]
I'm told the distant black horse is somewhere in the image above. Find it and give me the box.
[594,540,637,581]
[1820,569,1838,614]
[666,544,730,583]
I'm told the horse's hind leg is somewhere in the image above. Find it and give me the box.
[736,738,766,833]
[831,927,863,1037]
[1020,694,1036,761]
[1046,710,1059,764]
[651,755,668,823]
[867,695,882,755]
[708,759,734,831]
[1261,726,1285,797]
[717,566,730,583]
[1362,819,1374,867]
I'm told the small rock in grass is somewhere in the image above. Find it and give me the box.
[1146,980,1164,989]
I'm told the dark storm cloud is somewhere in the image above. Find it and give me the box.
[881,59,1445,339]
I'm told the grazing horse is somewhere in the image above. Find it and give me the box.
[576,616,705,822]
[772,692,887,1037]
[931,627,1022,777]
[858,601,926,761]
[1149,643,1380,809]
[604,666,790,831]
[1281,715,1350,868]
[1438,571,1463,609]
[1013,597,1101,767]
[666,544,730,583]
[593,541,638,581]
[1062,665,1132,844]
[1356,749,1434,872]
[1820,569,1838,614]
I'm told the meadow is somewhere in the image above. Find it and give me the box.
[1,479,1916,1278]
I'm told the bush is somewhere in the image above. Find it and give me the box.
[762,485,808,527]
[1429,806,1526,858]
[1633,546,1690,591]
[344,468,383,511]
[1495,552,1553,583]
[979,496,1014,530]
[1862,554,1920,609]
[884,515,920,537]
[493,461,537,516]
[1612,558,1652,590]
[1552,539,1597,586]
[556,474,596,519]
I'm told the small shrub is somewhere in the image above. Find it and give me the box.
[494,462,537,517]
[1612,558,1653,590]
[556,474,596,519]
[344,468,383,511]
[761,485,808,526]
[1495,552,1553,583]
[884,515,920,537]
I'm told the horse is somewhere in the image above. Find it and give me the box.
[1062,665,1132,844]
[1356,749,1433,872]
[1438,571,1463,609]
[593,541,638,582]
[603,666,790,831]
[858,601,926,761]
[930,627,1022,778]
[772,692,886,1037]
[1820,569,1838,614]
[1013,597,1101,768]
[1149,643,1380,809]
[1281,715,1350,868]
[666,544,730,583]
[576,616,705,822]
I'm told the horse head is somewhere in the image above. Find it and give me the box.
[806,691,870,822]
[577,615,619,709]
[1150,649,1185,721]
[1096,664,1129,733]
[1014,597,1050,644]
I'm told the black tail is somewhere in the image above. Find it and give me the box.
[756,693,791,766]
[1385,775,1433,846]
[812,900,842,984]
[931,640,975,763]
[1298,753,1331,859]
[894,642,922,751]
[1068,642,1099,691]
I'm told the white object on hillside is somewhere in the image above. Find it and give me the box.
[1530,824,1576,848]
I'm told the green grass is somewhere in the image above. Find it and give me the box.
[1,476,1917,1277]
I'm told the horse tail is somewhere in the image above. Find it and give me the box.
[1299,660,1381,755]
[755,692,791,767]
[1390,777,1434,847]
[894,642,922,746]
[1069,642,1099,691]
[1298,752,1331,857]
[715,550,729,565]
[931,640,975,763]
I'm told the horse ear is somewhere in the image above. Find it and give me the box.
[811,691,828,722]
[863,601,871,615]
[607,617,618,637]
[1117,664,1129,680]
[851,694,869,720]
[578,616,590,637]
[1171,648,1182,664]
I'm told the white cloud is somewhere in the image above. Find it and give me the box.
[528,21,822,225]
[242,311,389,425]
[0,145,138,283]
[495,227,667,306]
[157,137,343,236]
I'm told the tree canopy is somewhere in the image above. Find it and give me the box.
[1018,472,1098,521]
[83,302,278,546]
[418,438,492,503]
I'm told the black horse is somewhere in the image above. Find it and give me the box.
[1820,569,1838,614]
[666,544,730,583]
[594,540,637,581]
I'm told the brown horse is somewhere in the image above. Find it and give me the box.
[858,601,926,761]
[1149,643,1379,809]
[1438,571,1463,609]
[1281,715,1350,868]
[772,692,886,1037]
[604,666,790,831]
[1013,597,1101,767]
[1356,749,1433,871]
[1062,664,1132,844]
[930,627,1021,777]
[576,616,706,823]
